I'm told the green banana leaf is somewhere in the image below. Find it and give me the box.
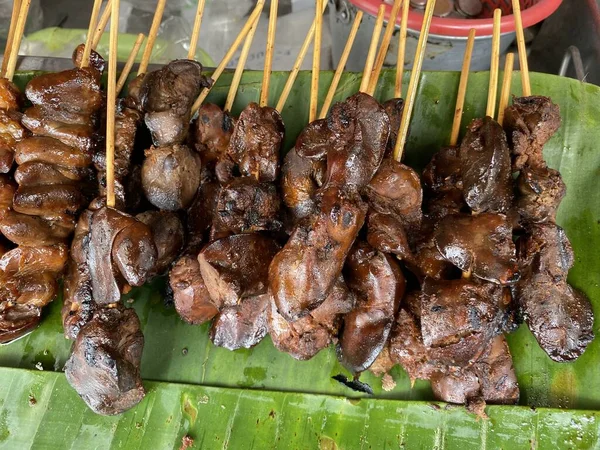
[1,69,599,448]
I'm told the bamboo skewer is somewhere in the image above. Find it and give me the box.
[486,9,501,119]
[359,4,385,94]
[449,28,476,147]
[260,0,278,107]
[80,0,104,68]
[394,0,409,98]
[187,0,206,60]
[91,0,112,50]
[106,0,120,208]
[191,2,265,115]
[275,0,327,112]
[497,52,514,126]
[393,0,436,161]
[318,10,363,119]
[511,0,531,96]
[367,0,402,96]
[309,0,324,122]
[137,0,167,76]
[1,0,22,78]
[4,0,31,82]
[225,0,264,112]
[116,33,145,96]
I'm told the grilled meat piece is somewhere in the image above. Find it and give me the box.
[169,255,218,325]
[364,158,422,235]
[210,293,270,350]
[338,241,405,373]
[0,78,22,110]
[0,211,74,245]
[366,210,412,260]
[504,96,561,170]
[0,109,27,173]
[142,144,202,210]
[228,103,284,182]
[216,177,282,234]
[434,213,520,285]
[325,93,390,188]
[71,43,106,73]
[0,174,16,213]
[516,165,566,224]
[270,186,367,322]
[14,161,90,186]
[136,211,184,275]
[0,303,40,344]
[139,59,210,147]
[268,277,355,360]
[459,117,513,214]
[192,103,235,164]
[21,105,96,153]
[25,67,103,116]
[419,277,507,350]
[185,178,220,253]
[13,184,86,216]
[281,147,326,221]
[199,233,280,308]
[64,305,145,416]
[0,244,68,276]
[382,98,404,156]
[516,223,594,361]
[431,335,519,406]
[88,207,157,305]
[295,118,333,159]
[15,136,93,168]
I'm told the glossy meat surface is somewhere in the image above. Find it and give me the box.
[366,211,412,260]
[210,293,270,350]
[199,234,280,307]
[325,93,390,188]
[169,255,218,325]
[216,177,282,234]
[0,109,26,173]
[270,186,367,322]
[142,144,202,210]
[516,165,565,224]
[192,103,235,164]
[504,96,561,170]
[0,78,22,110]
[0,211,74,245]
[140,59,210,146]
[64,306,145,416]
[434,213,520,285]
[13,184,86,216]
[295,118,332,159]
[136,211,184,275]
[227,103,284,182]
[338,241,405,373]
[268,277,355,360]
[459,117,513,214]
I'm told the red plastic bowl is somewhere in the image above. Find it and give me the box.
[349,0,563,37]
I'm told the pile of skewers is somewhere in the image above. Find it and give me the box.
[0,0,593,417]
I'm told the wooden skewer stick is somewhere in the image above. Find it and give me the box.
[116,33,145,96]
[137,0,167,76]
[260,0,278,107]
[497,52,514,126]
[449,28,476,147]
[393,0,436,161]
[80,0,104,68]
[4,0,32,82]
[1,0,22,78]
[394,0,409,98]
[511,0,531,96]
[106,0,120,208]
[359,4,385,94]
[367,0,402,96]
[318,10,363,119]
[91,0,112,50]
[486,9,501,118]
[191,2,266,115]
[187,0,206,60]
[275,0,327,112]
[309,0,324,122]
[225,0,264,112]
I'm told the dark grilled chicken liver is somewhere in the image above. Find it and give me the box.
[338,241,405,373]
[64,305,145,415]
